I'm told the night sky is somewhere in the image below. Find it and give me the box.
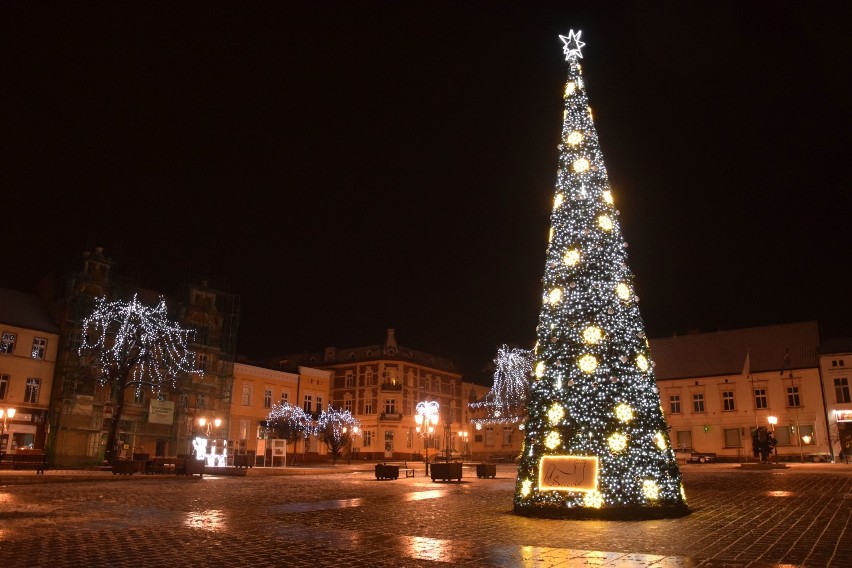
[3,3,851,380]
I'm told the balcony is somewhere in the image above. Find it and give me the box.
[379,412,403,421]
[380,382,403,392]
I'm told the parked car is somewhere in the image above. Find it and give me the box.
[687,451,716,464]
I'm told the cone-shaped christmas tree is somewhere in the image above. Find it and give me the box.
[513,31,688,520]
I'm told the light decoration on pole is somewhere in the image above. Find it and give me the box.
[470,346,533,428]
[513,30,687,519]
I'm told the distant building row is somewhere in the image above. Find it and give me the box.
[1,249,851,466]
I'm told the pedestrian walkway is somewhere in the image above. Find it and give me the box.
[1,463,850,566]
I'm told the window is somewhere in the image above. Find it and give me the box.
[242,384,252,406]
[384,430,394,453]
[280,391,289,404]
[303,395,313,413]
[485,427,494,447]
[344,399,353,413]
[775,425,791,445]
[197,353,208,371]
[239,419,250,440]
[503,428,512,446]
[196,394,206,409]
[798,424,815,443]
[133,390,144,404]
[31,337,47,360]
[835,378,851,404]
[365,400,373,414]
[363,430,372,447]
[754,388,768,409]
[365,371,373,386]
[263,388,272,409]
[692,393,705,413]
[786,386,801,407]
[676,430,693,449]
[1,332,16,354]
[669,395,681,414]
[24,378,41,404]
[833,360,846,367]
[316,397,322,413]
[722,391,736,411]
[0,374,9,399]
[345,372,354,388]
[384,399,397,414]
[724,428,742,447]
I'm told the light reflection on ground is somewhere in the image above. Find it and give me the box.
[184,509,227,532]
[268,497,365,513]
[403,489,445,501]
[767,491,795,497]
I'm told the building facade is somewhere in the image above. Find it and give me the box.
[650,321,827,462]
[0,289,60,454]
[281,329,468,461]
[818,339,852,460]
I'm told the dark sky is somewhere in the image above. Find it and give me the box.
[3,2,851,380]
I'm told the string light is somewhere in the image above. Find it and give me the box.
[470,346,532,427]
[514,30,687,519]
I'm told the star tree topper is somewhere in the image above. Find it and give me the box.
[559,29,585,60]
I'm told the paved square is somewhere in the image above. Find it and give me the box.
[1,463,850,567]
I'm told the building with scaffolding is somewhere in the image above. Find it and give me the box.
[37,248,239,466]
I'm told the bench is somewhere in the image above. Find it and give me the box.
[3,451,49,474]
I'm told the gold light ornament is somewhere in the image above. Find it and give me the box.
[565,81,576,97]
[597,215,613,231]
[654,431,667,451]
[563,249,581,267]
[548,288,563,305]
[544,431,561,450]
[577,354,598,374]
[615,282,631,301]
[681,484,688,502]
[582,325,603,345]
[642,480,660,500]
[583,490,603,508]
[521,479,533,497]
[636,354,650,372]
[547,403,565,425]
[614,403,634,423]
[534,361,546,379]
[572,157,590,173]
[566,131,583,146]
[548,227,554,242]
[608,432,628,453]
[602,190,613,204]
[554,193,564,209]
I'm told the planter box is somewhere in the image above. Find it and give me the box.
[375,464,400,480]
[476,463,497,478]
[111,460,140,475]
[184,457,206,477]
[430,462,462,482]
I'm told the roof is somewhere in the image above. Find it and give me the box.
[649,321,820,380]
[280,344,459,374]
[0,288,60,334]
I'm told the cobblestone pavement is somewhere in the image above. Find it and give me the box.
[1,463,851,567]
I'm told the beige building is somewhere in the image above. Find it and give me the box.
[0,289,60,454]
[229,362,331,462]
[650,321,828,462]
[818,339,852,460]
[281,329,467,461]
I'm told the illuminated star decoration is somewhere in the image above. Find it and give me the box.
[559,29,585,60]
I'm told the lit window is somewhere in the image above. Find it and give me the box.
[0,332,16,354]
[835,378,851,404]
[31,337,47,360]
[24,378,41,404]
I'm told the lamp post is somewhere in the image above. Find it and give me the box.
[415,401,439,474]
[1,407,16,454]
[458,430,469,460]
[768,416,778,463]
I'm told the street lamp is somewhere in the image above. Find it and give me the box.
[768,416,778,463]
[458,430,469,459]
[415,401,439,474]
[1,407,16,454]
[198,417,222,437]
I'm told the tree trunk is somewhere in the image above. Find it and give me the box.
[104,370,131,463]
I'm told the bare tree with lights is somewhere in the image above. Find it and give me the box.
[514,31,687,519]
[79,295,202,463]
[316,405,361,464]
[470,345,532,428]
[265,401,314,458]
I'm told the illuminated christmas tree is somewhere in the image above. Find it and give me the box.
[513,31,688,519]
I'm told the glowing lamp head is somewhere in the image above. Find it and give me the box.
[214,418,222,428]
